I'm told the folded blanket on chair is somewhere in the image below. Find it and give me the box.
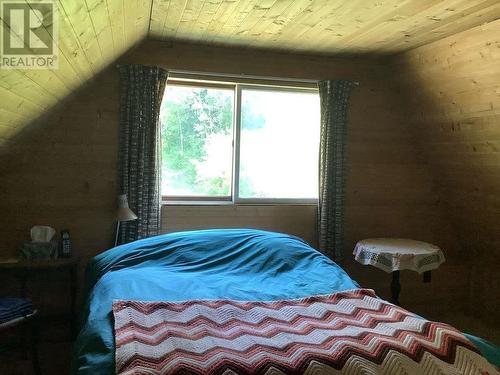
[113,289,497,375]
[0,298,34,324]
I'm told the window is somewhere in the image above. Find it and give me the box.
[160,77,320,203]
[160,84,234,200]
[239,88,320,199]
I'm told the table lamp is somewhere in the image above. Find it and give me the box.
[114,194,137,246]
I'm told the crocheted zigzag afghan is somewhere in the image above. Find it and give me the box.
[113,289,498,375]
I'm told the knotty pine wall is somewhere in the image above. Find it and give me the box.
[0,69,119,331]
[393,19,500,326]
[0,41,464,330]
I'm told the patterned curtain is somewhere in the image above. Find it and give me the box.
[318,80,356,260]
[117,65,169,244]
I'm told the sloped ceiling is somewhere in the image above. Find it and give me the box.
[0,0,151,144]
[1,0,500,143]
[150,0,500,54]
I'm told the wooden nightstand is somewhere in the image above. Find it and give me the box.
[0,258,79,339]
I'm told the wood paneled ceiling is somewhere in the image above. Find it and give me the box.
[0,0,150,143]
[1,0,500,142]
[150,0,500,54]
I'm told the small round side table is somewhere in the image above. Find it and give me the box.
[353,238,445,305]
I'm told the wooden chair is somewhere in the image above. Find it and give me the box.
[0,298,41,375]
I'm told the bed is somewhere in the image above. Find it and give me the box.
[72,229,499,374]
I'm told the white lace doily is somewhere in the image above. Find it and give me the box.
[353,238,445,274]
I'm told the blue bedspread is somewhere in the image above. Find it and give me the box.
[72,229,499,374]
[73,229,358,374]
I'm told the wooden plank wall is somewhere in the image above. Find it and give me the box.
[0,68,119,258]
[162,205,318,247]
[0,41,465,330]
[0,67,119,335]
[393,19,500,325]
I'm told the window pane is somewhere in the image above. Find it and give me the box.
[160,85,234,197]
[239,88,320,199]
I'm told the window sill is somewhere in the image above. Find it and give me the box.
[162,200,234,206]
[162,200,318,206]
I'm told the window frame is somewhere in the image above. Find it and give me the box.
[161,76,319,205]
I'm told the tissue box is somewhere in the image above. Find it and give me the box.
[20,241,58,260]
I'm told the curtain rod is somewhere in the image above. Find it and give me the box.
[169,69,360,86]
[169,69,319,84]
[116,65,360,86]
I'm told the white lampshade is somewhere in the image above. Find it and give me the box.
[116,194,138,222]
